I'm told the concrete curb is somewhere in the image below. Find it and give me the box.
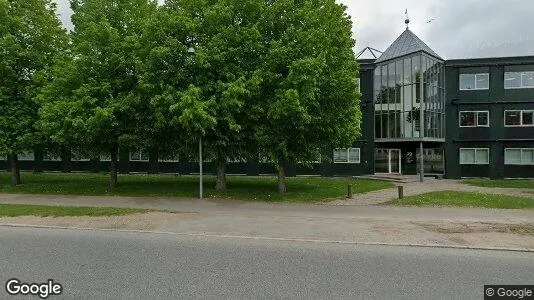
[1,222,533,253]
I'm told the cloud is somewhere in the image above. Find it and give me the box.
[53,0,534,59]
[53,0,73,30]
[341,0,534,59]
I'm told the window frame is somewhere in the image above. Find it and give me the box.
[504,110,534,127]
[130,149,149,162]
[459,111,489,127]
[158,153,180,163]
[43,154,61,162]
[459,73,490,91]
[72,155,91,162]
[17,152,35,161]
[459,148,490,165]
[333,148,361,164]
[505,148,534,165]
[504,71,534,89]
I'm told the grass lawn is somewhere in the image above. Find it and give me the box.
[386,191,534,209]
[0,172,394,202]
[463,179,534,189]
[0,204,149,217]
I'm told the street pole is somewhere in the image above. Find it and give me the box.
[199,136,203,199]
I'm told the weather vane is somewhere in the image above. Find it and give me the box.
[405,9,410,29]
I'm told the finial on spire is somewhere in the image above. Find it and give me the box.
[404,9,410,29]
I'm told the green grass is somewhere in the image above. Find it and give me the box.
[0,172,394,202]
[0,204,149,217]
[387,191,534,209]
[463,179,534,189]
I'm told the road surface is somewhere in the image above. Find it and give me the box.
[1,226,532,299]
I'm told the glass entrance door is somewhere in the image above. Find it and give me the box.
[375,149,402,174]
[389,149,401,174]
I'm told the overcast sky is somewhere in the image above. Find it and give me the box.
[53,0,534,59]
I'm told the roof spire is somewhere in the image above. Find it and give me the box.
[404,9,410,29]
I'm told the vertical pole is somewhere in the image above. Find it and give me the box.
[419,57,424,183]
[388,150,392,174]
[199,136,203,199]
[420,141,424,183]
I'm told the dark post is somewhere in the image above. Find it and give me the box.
[398,185,404,200]
[347,184,353,198]
[419,141,424,183]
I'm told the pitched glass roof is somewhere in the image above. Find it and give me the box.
[376,29,442,63]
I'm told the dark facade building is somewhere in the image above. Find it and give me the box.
[2,27,534,179]
[358,27,534,179]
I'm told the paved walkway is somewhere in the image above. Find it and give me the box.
[1,187,534,250]
[1,193,534,250]
[328,179,534,206]
[1,191,534,222]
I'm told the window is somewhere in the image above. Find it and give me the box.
[505,110,534,126]
[459,111,489,127]
[130,149,149,161]
[356,78,361,94]
[459,148,489,165]
[72,154,90,161]
[523,111,534,125]
[333,148,360,164]
[505,71,534,89]
[459,73,489,90]
[18,152,35,161]
[159,153,180,162]
[100,154,111,161]
[43,154,61,161]
[505,148,534,165]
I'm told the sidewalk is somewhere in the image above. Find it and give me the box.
[1,193,534,251]
[1,192,534,221]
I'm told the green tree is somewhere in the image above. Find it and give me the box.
[0,0,68,186]
[254,0,361,195]
[140,0,264,190]
[39,0,156,187]
[193,0,265,190]
[135,0,202,173]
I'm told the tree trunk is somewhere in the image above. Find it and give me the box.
[278,157,286,196]
[10,154,21,186]
[215,159,227,190]
[110,148,118,188]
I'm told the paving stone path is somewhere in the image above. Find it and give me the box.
[327,179,534,206]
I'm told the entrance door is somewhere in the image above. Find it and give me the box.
[389,149,401,174]
[375,149,402,174]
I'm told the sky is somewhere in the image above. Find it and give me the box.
[53,0,534,60]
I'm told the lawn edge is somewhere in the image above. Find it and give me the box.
[383,190,534,210]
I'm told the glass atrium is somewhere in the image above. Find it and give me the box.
[373,30,445,141]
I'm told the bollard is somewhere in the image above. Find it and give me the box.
[347,184,353,198]
[398,185,404,200]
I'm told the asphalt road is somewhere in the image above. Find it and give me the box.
[1,227,532,299]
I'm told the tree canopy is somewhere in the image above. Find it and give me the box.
[32,0,361,195]
[252,0,361,194]
[0,0,68,185]
[39,0,157,186]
